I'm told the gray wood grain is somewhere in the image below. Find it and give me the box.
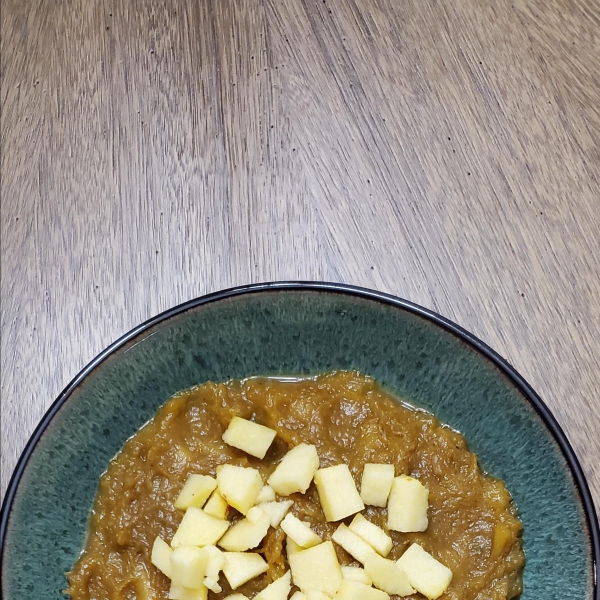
[1,0,599,517]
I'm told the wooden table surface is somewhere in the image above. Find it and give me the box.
[1,0,598,514]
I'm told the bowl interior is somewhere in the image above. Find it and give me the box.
[1,288,595,598]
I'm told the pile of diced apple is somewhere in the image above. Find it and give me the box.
[150,416,453,600]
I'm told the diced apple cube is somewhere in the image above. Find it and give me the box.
[218,507,271,551]
[258,500,293,527]
[396,544,452,600]
[170,546,209,589]
[334,578,389,600]
[254,570,292,600]
[222,417,277,459]
[223,595,249,600]
[288,540,343,597]
[290,593,307,600]
[341,566,372,585]
[246,505,268,524]
[331,524,375,565]
[222,552,269,589]
[171,507,230,548]
[203,489,229,520]
[174,475,217,510]
[216,464,263,515]
[360,464,394,507]
[268,443,320,495]
[287,536,303,558]
[364,553,415,596]
[387,476,429,532]
[204,545,224,577]
[348,514,392,557]
[202,545,224,591]
[314,464,364,522]
[203,577,221,594]
[306,591,331,600]
[255,485,277,504]
[151,536,173,578]
[169,584,208,600]
[280,513,322,548]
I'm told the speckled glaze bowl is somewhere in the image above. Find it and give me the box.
[1,282,598,599]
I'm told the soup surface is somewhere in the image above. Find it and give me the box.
[66,371,524,600]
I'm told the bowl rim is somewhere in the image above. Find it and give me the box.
[1,281,598,596]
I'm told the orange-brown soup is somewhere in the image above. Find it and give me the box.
[66,371,524,600]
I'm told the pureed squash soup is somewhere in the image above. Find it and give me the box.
[66,371,524,600]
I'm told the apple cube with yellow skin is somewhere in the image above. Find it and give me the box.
[364,553,415,596]
[331,524,375,564]
[280,513,322,548]
[387,475,429,532]
[170,507,230,548]
[255,485,276,504]
[258,500,293,527]
[314,464,364,521]
[174,475,217,510]
[396,544,452,600]
[216,464,263,515]
[151,536,173,578]
[348,514,392,557]
[218,507,271,551]
[334,578,389,600]
[203,489,229,520]
[169,584,208,600]
[288,540,343,597]
[254,570,292,600]
[360,464,395,507]
[222,552,269,589]
[268,443,320,495]
[222,417,277,459]
[341,566,372,585]
[170,546,209,589]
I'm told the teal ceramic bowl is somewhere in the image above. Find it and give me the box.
[1,283,598,599]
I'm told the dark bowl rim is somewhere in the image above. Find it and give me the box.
[1,281,598,597]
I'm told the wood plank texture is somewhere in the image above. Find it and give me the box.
[1,0,599,516]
